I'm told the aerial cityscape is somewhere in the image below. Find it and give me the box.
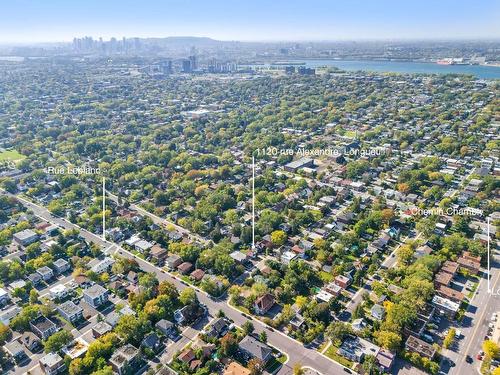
[0,1,499,375]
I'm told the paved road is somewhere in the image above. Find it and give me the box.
[446,253,500,375]
[341,232,422,321]
[7,193,354,375]
[106,192,209,245]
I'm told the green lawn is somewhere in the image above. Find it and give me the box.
[319,271,334,283]
[344,130,357,138]
[265,356,285,374]
[228,298,251,314]
[324,345,354,368]
[276,353,287,364]
[0,149,25,162]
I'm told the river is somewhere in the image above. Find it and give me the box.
[253,59,500,79]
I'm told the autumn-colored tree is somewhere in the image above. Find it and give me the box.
[483,340,500,359]
[248,358,264,375]
[271,230,287,247]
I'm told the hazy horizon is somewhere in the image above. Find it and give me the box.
[1,0,499,44]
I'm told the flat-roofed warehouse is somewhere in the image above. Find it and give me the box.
[284,157,314,173]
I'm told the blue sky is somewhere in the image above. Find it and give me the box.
[1,0,499,43]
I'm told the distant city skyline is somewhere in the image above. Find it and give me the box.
[0,0,499,44]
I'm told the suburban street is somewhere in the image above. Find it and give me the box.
[341,232,422,321]
[5,192,357,375]
[447,253,500,375]
[106,192,209,245]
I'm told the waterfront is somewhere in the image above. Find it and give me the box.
[257,59,500,79]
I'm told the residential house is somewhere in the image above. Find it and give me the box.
[405,335,436,359]
[174,304,205,325]
[205,317,229,339]
[371,304,386,321]
[457,251,481,275]
[21,331,41,352]
[155,319,176,338]
[150,245,168,263]
[36,266,54,281]
[30,315,57,340]
[415,245,433,259]
[90,257,115,274]
[39,352,65,375]
[230,251,248,263]
[338,335,380,362]
[376,349,395,373]
[92,321,112,338]
[291,245,306,259]
[13,229,38,246]
[53,258,70,274]
[178,348,196,365]
[238,335,273,363]
[190,269,205,282]
[83,284,109,308]
[290,313,305,331]
[27,272,42,285]
[127,271,138,284]
[0,287,10,305]
[441,260,459,275]
[434,271,454,288]
[351,318,366,332]
[166,254,182,270]
[324,282,342,297]
[50,284,68,300]
[177,262,193,274]
[281,251,297,264]
[0,306,21,325]
[334,274,352,289]
[57,301,84,323]
[109,344,141,375]
[5,340,26,363]
[436,285,464,304]
[254,293,275,315]
[432,295,459,319]
[142,332,162,353]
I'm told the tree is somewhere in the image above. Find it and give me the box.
[29,288,39,303]
[1,178,17,193]
[0,323,11,344]
[483,340,500,359]
[396,244,414,266]
[219,332,238,357]
[90,366,114,375]
[271,230,287,247]
[158,280,179,300]
[259,330,267,343]
[326,322,352,346]
[293,363,305,375]
[362,354,378,375]
[247,358,264,375]
[179,287,197,306]
[385,303,416,331]
[242,321,255,336]
[44,330,73,353]
[115,315,151,346]
[443,328,455,349]
[375,330,402,351]
[10,305,46,331]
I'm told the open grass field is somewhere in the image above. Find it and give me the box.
[0,149,25,162]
